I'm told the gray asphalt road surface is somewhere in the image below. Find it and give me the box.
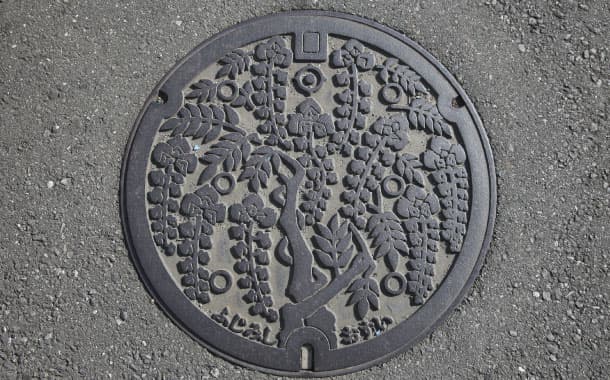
[0,0,608,378]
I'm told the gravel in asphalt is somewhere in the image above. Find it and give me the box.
[0,0,608,378]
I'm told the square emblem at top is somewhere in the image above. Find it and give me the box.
[294,31,327,61]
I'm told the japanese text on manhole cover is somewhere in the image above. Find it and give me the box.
[121,11,496,376]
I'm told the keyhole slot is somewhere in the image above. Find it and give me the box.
[300,344,313,370]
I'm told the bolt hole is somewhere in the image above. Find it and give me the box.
[451,96,465,108]
[155,90,168,104]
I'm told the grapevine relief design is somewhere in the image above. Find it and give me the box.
[145,35,470,348]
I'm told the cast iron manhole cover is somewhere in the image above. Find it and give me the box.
[121,11,496,376]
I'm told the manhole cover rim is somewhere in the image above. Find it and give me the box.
[120,10,496,377]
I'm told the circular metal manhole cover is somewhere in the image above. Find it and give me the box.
[121,11,496,376]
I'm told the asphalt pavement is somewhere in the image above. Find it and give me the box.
[0,0,608,378]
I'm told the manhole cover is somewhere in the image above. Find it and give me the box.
[121,11,496,376]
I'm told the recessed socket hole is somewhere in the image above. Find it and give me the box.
[155,90,168,104]
[451,96,465,108]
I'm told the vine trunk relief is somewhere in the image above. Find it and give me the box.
[123,13,495,375]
